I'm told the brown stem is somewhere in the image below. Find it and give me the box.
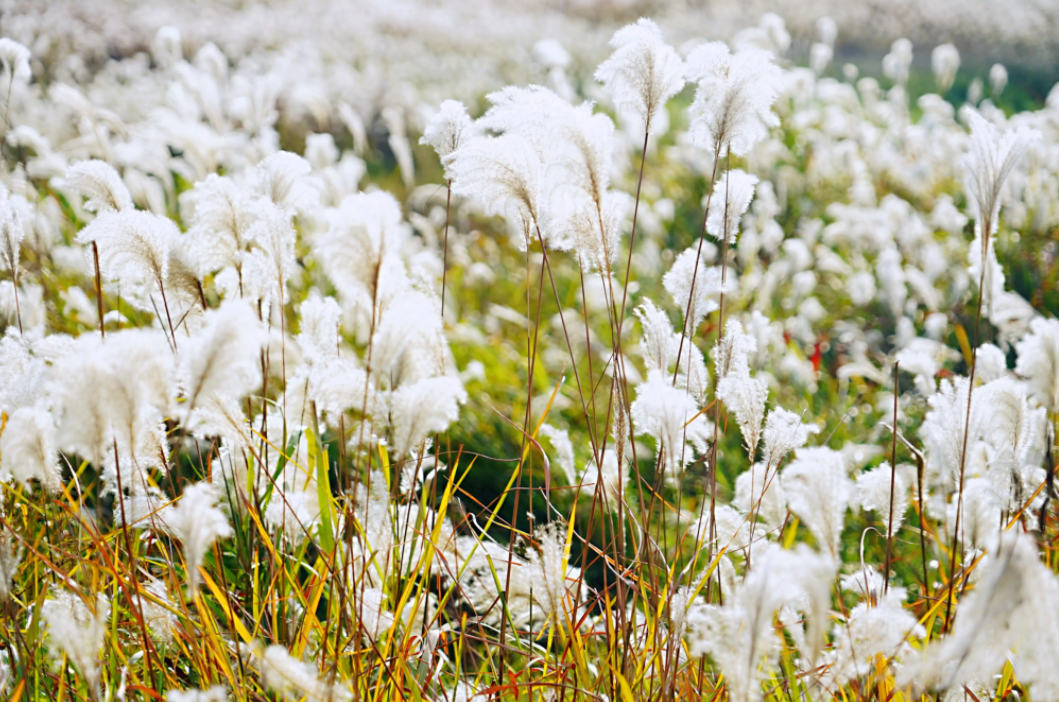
[158,281,177,351]
[945,222,990,630]
[92,241,105,338]
[111,439,157,686]
[885,361,899,594]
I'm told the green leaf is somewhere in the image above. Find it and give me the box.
[308,421,335,552]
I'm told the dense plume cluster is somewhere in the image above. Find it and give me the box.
[1,5,1059,702]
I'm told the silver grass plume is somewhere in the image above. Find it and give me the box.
[631,369,710,478]
[0,525,20,602]
[820,572,924,692]
[0,184,23,282]
[65,160,133,214]
[297,291,341,367]
[49,330,171,485]
[525,521,580,627]
[716,371,767,456]
[544,103,629,267]
[389,376,467,459]
[685,43,783,156]
[1015,317,1059,413]
[734,463,787,530]
[594,18,684,131]
[254,643,352,702]
[902,531,1059,700]
[476,84,574,156]
[308,357,381,429]
[706,169,758,245]
[178,299,268,426]
[314,191,408,309]
[185,174,255,276]
[714,320,768,453]
[76,209,174,294]
[781,447,852,556]
[42,592,110,698]
[0,38,30,87]
[448,133,544,251]
[663,247,725,330]
[760,408,819,469]
[0,406,61,492]
[931,44,960,94]
[636,299,675,374]
[855,462,909,531]
[252,151,318,215]
[246,199,297,303]
[165,481,232,592]
[961,109,1039,234]
[420,99,478,177]
[684,544,834,702]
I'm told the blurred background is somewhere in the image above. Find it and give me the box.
[4,0,1059,116]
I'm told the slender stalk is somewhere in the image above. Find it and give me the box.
[500,244,546,664]
[615,129,651,330]
[884,361,899,594]
[110,440,157,686]
[945,222,991,630]
[92,241,105,338]
[441,180,452,319]
[158,281,177,351]
[10,269,21,334]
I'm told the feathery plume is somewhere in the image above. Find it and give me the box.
[389,376,467,459]
[663,247,725,330]
[685,544,834,702]
[706,169,758,244]
[314,191,407,308]
[594,18,684,131]
[246,200,297,303]
[65,160,133,214]
[0,38,30,85]
[0,185,23,280]
[526,522,578,626]
[714,319,757,382]
[297,292,342,366]
[0,406,61,492]
[735,463,787,530]
[0,526,20,602]
[989,63,1008,98]
[178,300,268,423]
[760,409,819,469]
[931,44,960,94]
[961,110,1039,233]
[903,532,1059,699]
[781,447,851,556]
[186,174,255,276]
[856,462,909,530]
[165,481,232,592]
[716,372,768,455]
[1015,317,1059,412]
[76,209,174,293]
[822,579,924,691]
[631,369,711,477]
[42,592,110,696]
[255,644,352,702]
[448,134,544,251]
[252,151,318,215]
[636,299,675,373]
[686,43,782,156]
[421,100,478,176]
